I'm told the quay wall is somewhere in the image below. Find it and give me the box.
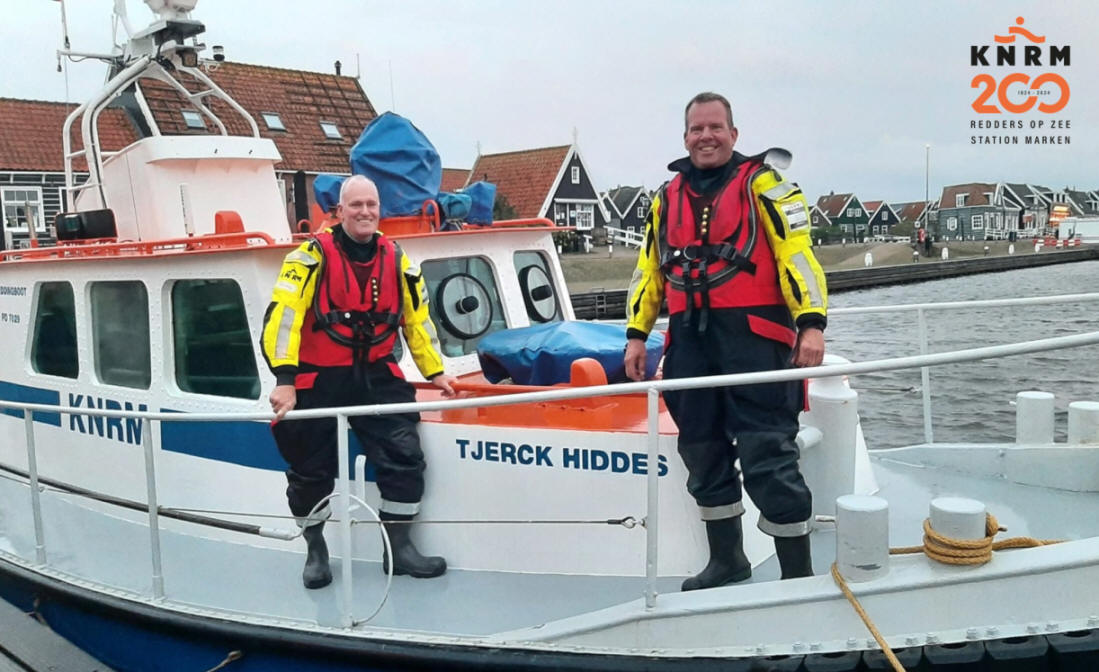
[569,247,1099,320]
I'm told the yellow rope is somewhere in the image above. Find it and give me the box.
[830,563,907,672]
[829,513,1066,672]
[891,514,1062,564]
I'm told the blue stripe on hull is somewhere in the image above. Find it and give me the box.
[0,381,61,426]
[0,575,394,672]
[159,415,377,481]
[1,378,377,482]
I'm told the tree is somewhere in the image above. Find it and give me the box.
[493,192,518,221]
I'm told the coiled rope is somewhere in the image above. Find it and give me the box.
[830,513,1064,672]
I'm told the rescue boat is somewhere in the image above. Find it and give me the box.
[2,2,1099,671]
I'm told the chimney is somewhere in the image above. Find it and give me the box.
[335,60,342,76]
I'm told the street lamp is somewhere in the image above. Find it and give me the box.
[924,144,931,240]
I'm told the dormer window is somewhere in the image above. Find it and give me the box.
[956,194,968,207]
[181,110,205,130]
[319,122,342,140]
[261,112,286,131]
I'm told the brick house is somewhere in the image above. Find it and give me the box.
[465,144,610,234]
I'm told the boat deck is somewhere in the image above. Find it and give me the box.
[2,447,1099,641]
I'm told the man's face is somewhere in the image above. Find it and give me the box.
[684,100,738,170]
[338,180,381,242]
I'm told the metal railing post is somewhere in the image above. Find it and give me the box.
[337,413,354,628]
[23,414,46,565]
[644,387,660,609]
[141,419,165,600]
[917,308,934,444]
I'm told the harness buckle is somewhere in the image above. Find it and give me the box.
[681,244,703,261]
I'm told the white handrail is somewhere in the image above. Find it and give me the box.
[3,330,1097,422]
[830,291,1099,315]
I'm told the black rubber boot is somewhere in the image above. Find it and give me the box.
[301,523,332,589]
[681,516,752,591]
[775,534,813,579]
[381,513,447,578]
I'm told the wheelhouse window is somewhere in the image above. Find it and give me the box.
[91,281,150,389]
[422,257,506,357]
[171,280,260,399]
[261,112,286,131]
[31,282,78,379]
[319,121,342,140]
[514,251,562,323]
[181,110,206,129]
[3,187,45,232]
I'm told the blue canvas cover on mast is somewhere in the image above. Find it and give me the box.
[312,174,344,214]
[350,112,442,218]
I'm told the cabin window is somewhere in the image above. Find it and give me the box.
[637,206,644,218]
[319,122,342,140]
[422,257,506,357]
[91,281,151,389]
[171,280,260,399]
[31,282,78,379]
[971,214,984,230]
[261,112,286,131]
[181,110,206,130]
[2,187,45,232]
[571,166,580,184]
[947,217,959,231]
[514,251,562,323]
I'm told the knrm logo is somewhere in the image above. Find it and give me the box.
[970,17,1070,114]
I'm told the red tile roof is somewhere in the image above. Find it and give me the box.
[862,200,882,213]
[0,98,138,172]
[139,61,377,173]
[893,201,929,223]
[467,145,571,218]
[816,193,852,218]
[940,183,997,208]
[440,168,470,193]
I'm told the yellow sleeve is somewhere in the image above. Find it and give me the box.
[261,241,322,379]
[396,245,446,379]
[625,189,666,337]
[752,169,828,327]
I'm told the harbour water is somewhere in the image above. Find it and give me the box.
[827,260,1099,449]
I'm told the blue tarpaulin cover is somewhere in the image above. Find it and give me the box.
[350,112,441,218]
[436,192,472,221]
[477,322,664,386]
[313,174,344,213]
[463,181,496,225]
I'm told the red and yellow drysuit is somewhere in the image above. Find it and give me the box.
[261,225,445,521]
[626,150,827,537]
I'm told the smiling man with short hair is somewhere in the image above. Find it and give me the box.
[624,92,828,590]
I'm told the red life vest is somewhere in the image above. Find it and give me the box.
[298,230,404,368]
[660,159,785,320]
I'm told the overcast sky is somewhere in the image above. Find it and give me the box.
[4,1,1096,204]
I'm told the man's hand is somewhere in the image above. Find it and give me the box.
[431,374,458,398]
[270,384,297,422]
[792,328,825,368]
[624,339,648,381]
